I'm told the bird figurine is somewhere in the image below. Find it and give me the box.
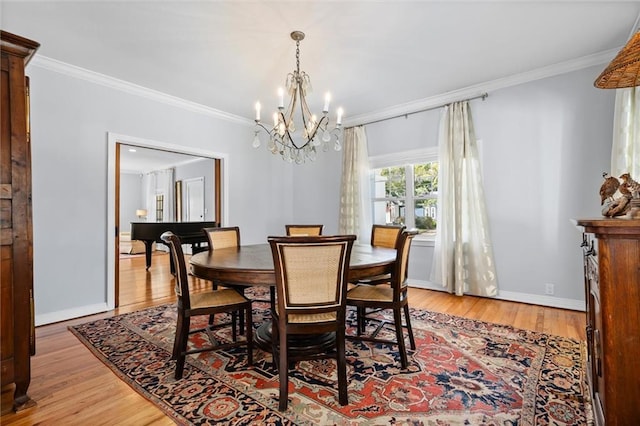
[619,173,640,199]
[600,172,620,205]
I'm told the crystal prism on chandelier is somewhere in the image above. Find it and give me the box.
[252,31,343,164]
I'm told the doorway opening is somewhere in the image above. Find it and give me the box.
[107,132,228,309]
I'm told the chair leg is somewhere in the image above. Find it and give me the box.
[356,307,365,335]
[231,311,237,341]
[404,303,416,350]
[235,287,245,335]
[172,312,184,360]
[336,328,348,406]
[394,307,408,369]
[232,286,244,341]
[278,326,289,411]
[271,321,279,372]
[270,287,276,311]
[175,316,191,379]
[208,281,220,325]
[245,303,253,366]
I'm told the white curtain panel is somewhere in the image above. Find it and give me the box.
[145,172,157,222]
[611,87,640,179]
[431,102,498,297]
[155,168,175,222]
[339,126,371,243]
[145,168,175,223]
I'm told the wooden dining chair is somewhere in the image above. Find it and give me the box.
[371,224,406,248]
[161,231,253,379]
[354,224,405,286]
[285,224,324,236]
[203,226,241,251]
[202,226,247,332]
[346,230,417,369]
[268,234,356,411]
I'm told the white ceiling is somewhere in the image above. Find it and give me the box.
[3,1,640,126]
[4,1,640,171]
[119,145,207,173]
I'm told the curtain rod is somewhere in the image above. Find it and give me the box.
[352,92,489,128]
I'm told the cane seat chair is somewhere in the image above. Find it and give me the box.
[202,226,248,332]
[161,231,253,380]
[371,224,406,248]
[354,224,405,286]
[268,234,356,411]
[203,226,242,252]
[285,224,324,236]
[347,230,417,369]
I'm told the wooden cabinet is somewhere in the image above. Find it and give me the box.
[576,218,640,426]
[1,31,39,414]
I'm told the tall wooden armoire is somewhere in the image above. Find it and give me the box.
[1,31,40,413]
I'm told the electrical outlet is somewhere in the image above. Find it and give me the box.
[545,283,555,295]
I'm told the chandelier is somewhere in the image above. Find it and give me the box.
[252,31,343,164]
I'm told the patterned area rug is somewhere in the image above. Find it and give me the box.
[70,297,591,425]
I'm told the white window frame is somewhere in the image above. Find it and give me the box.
[369,147,439,242]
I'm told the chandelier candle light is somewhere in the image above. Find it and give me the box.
[252,31,343,164]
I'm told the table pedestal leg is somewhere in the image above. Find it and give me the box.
[254,322,336,357]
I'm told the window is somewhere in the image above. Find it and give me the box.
[155,194,164,222]
[371,159,438,238]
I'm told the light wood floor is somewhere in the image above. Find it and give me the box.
[1,252,586,425]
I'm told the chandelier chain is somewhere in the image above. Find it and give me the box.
[295,40,300,75]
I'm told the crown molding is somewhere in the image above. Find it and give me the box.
[29,47,617,130]
[29,55,253,127]
[344,48,619,128]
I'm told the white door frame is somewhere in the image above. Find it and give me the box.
[107,132,229,309]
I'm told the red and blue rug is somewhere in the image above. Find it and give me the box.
[70,299,591,425]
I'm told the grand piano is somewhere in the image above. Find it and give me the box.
[130,221,218,270]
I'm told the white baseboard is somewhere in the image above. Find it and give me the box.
[35,280,585,326]
[35,303,110,326]
[408,279,585,312]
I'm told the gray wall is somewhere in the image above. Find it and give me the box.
[28,58,614,324]
[28,64,291,324]
[475,66,613,305]
[363,65,614,309]
[119,172,144,232]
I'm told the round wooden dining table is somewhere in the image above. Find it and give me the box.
[189,243,397,285]
[189,243,397,353]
